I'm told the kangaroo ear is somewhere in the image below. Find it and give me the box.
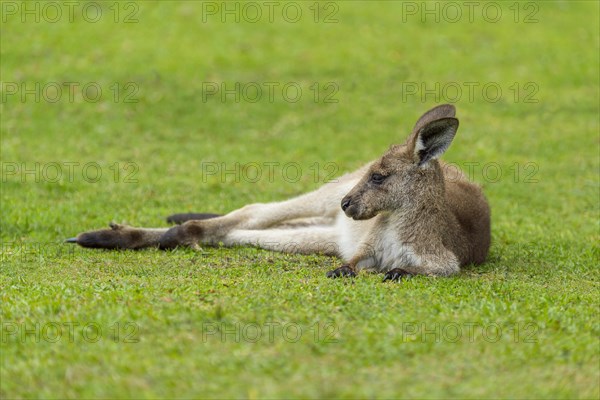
[411,104,456,136]
[413,117,459,167]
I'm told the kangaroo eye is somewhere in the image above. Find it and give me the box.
[370,173,386,184]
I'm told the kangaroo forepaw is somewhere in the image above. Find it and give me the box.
[158,221,204,250]
[66,223,144,250]
[326,265,357,279]
[382,268,412,282]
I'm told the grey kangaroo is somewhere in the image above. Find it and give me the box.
[67,104,491,281]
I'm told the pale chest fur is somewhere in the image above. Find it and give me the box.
[335,212,420,272]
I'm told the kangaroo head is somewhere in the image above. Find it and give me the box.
[341,104,459,220]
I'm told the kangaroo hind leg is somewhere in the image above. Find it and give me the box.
[223,226,341,256]
[166,213,222,225]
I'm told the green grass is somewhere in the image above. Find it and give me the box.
[1,1,599,398]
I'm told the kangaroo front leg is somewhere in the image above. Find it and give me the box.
[383,249,460,282]
[326,246,376,278]
[416,250,460,277]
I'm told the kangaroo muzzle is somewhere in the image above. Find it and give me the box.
[341,197,351,212]
[341,195,365,220]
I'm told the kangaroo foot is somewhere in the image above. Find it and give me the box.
[382,268,412,282]
[66,223,150,250]
[326,265,357,279]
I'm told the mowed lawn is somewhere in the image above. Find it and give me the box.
[1,1,598,398]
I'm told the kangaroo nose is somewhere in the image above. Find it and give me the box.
[341,197,351,211]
